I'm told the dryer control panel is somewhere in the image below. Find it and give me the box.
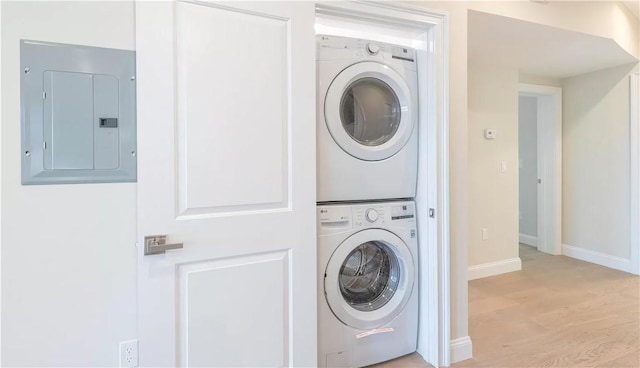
[316,35,416,70]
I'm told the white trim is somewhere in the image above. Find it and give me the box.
[562,244,632,274]
[450,336,473,364]
[519,83,562,256]
[519,233,537,247]
[630,74,640,275]
[468,258,522,281]
[0,1,3,363]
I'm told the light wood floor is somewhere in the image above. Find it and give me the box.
[372,244,640,368]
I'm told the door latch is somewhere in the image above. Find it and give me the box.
[144,235,183,255]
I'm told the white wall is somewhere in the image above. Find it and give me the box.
[1,2,137,366]
[468,1,639,59]
[519,73,562,88]
[563,62,639,260]
[467,62,520,266]
[518,95,537,238]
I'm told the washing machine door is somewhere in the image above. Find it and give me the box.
[325,61,415,161]
[324,228,415,330]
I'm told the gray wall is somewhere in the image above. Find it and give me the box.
[518,95,538,238]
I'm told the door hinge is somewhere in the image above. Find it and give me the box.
[429,208,435,218]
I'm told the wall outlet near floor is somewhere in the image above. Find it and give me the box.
[119,339,138,367]
[482,228,489,241]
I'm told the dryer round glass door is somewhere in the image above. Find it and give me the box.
[339,78,401,147]
[325,61,415,161]
[324,229,415,330]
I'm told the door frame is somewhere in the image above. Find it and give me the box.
[630,74,640,275]
[519,83,562,255]
[316,2,450,366]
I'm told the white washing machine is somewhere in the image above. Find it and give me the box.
[318,201,418,367]
[317,35,419,202]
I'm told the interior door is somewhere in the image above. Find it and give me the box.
[136,1,316,366]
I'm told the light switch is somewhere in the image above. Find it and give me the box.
[501,160,507,172]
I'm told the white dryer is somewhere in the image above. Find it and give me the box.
[318,201,418,367]
[317,35,419,202]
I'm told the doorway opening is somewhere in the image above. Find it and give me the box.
[518,94,539,249]
[518,83,562,256]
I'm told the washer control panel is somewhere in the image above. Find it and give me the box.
[318,201,416,234]
[352,202,415,228]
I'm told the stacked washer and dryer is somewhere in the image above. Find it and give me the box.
[316,35,421,367]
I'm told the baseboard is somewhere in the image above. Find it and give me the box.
[450,336,473,364]
[468,257,522,281]
[519,233,537,247]
[562,244,632,273]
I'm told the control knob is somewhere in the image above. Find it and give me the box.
[366,43,380,55]
[365,209,379,223]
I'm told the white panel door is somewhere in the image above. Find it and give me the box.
[135,1,316,366]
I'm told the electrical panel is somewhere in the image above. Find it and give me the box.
[21,40,136,185]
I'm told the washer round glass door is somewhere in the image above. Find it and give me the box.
[324,229,415,330]
[325,62,415,161]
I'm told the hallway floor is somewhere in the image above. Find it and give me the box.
[373,244,640,367]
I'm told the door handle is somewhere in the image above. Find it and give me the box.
[144,235,183,255]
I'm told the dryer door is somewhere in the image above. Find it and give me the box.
[324,61,415,161]
[324,228,415,330]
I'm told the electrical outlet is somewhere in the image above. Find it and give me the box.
[119,339,138,367]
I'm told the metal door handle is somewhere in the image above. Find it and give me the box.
[144,235,183,255]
